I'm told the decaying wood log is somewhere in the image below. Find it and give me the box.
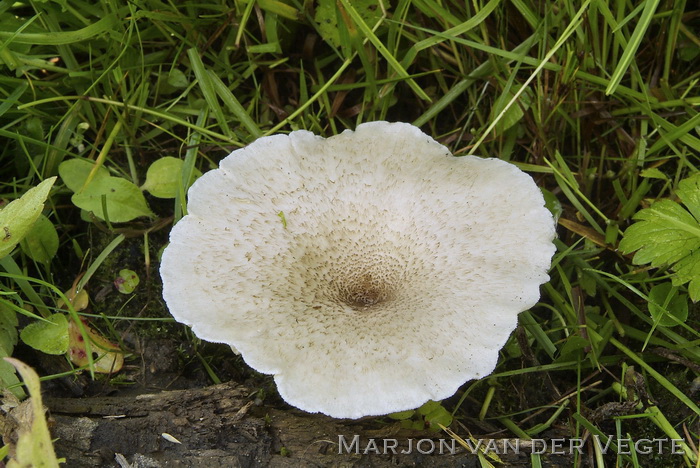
[45,382,571,467]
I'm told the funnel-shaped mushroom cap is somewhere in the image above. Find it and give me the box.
[160,121,556,419]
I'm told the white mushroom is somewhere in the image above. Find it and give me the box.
[160,121,556,419]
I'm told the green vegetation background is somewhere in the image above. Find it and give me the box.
[0,0,698,466]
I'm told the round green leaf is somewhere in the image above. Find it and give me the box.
[387,409,415,420]
[0,304,18,354]
[72,177,154,222]
[158,69,190,95]
[167,69,188,88]
[0,177,56,259]
[678,41,700,62]
[115,268,140,294]
[0,352,24,399]
[648,282,688,327]
[58,158,110,193]
[554,335,589,363]
[640,168,668,180]
[20,313,70,355]
[541,188,562,222]
[315,0,383,48]
[423,405,453,431]
[20,215,59,264]
[142,157,184,199]
[491,85,533,135]
[417,400,442,415]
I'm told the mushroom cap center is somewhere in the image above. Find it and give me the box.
[340,271,395,308]
[290,230,409,314]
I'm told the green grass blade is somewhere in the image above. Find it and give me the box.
[605,0,661,95]
[471,0,591,152]
[610,337,700,417]
[0,13,120,45]
[412,0,501,53]
[337,0,431,102]
[520,310,557,359]
[208,71,262,138]
[76,234,125,293]
[186,48,234,139]
[0,82,28,118]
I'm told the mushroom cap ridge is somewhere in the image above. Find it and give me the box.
[160,121,556,419]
